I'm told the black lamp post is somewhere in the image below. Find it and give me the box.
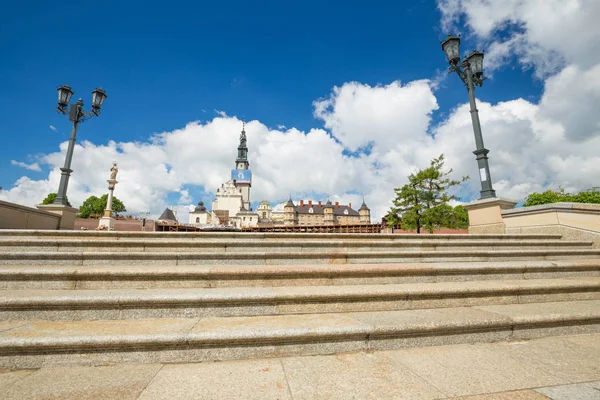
[53,85,107,206]
[441,35,496,199]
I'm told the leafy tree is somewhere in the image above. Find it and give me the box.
[79,194,126,218]
[523,187,600,207]
[387,154,468,233]
[453,205,470,229]
[41,193,71,207]
[522,187,572,206]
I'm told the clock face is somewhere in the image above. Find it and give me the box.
[231,169,252,183]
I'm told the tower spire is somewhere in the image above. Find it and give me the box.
[236,121,249,168]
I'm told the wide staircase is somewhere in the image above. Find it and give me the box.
[0,230,599,370]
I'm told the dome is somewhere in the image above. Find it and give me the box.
[194,201,207,212]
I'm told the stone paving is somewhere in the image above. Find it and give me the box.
[1,333,599,399]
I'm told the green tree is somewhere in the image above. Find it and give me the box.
[522,187,572,206]
[78,194,126,218]
[571,187,600,204]
[387,154,468,233]
[41,193,71,207]
[453,205,470,229]
[523,187,600,207]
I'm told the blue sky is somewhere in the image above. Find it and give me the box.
[1,0,596,218]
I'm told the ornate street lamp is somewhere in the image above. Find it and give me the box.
[441,35,496,199]
[53,85,108,206]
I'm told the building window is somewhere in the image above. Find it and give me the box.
[308,207,314,213]
[196,217,200,223]
[263,212,267,218]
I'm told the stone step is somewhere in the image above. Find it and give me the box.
[1,260,599,290]
[1,248,600,266]
[0,238,591,253]
[1,278,599,321]
[0,230,564,242]
[0,299,598,369]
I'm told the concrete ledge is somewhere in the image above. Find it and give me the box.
[35,204,79,230]
[503,202,600,216]
[0,300,598,369]
[0,200,60,230]
[502,202,600,248]
[464,198,517,235]
[464,197,518,211]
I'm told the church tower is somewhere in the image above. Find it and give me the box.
[359,198,371,224]
[284,197,297,226]
[236,122,249,171]
[231,123,252,210]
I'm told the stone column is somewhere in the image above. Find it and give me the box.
[98,162,119,230]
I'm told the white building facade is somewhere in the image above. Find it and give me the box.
[204,124,259,228]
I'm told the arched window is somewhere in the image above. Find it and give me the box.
[262,212,267,218]
[196,217,200,223]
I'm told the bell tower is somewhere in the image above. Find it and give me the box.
[236,122,249,170]
[231,122,252,210]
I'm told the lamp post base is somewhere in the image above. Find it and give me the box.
[464,197,517,234]
[36,204,79,230]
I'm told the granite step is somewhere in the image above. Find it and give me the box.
[0,238,592,253]
[0,299,598,369]
[0,260,599,290]
[1,278,599,321]
[1,248,600,266]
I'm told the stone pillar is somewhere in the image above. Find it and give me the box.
[98,179,118,230]
[36,203,79,230]
[464,197,517,234]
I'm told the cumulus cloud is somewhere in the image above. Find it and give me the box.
[313,80,438,152]
[439,0,600,76]
[11,160,42,172]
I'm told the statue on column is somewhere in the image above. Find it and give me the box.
[109,162,119,181]
[100,162,119,230]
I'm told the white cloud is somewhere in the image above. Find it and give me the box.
[49,125,57,132]
[313,80,438,152]
[438,0,600,76]
[11,160,42,172]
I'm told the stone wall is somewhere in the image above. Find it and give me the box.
[0,200,60,230]
[502,202,600,247]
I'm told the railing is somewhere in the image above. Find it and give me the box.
[242,224,383,233]
[154,222,239,232]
